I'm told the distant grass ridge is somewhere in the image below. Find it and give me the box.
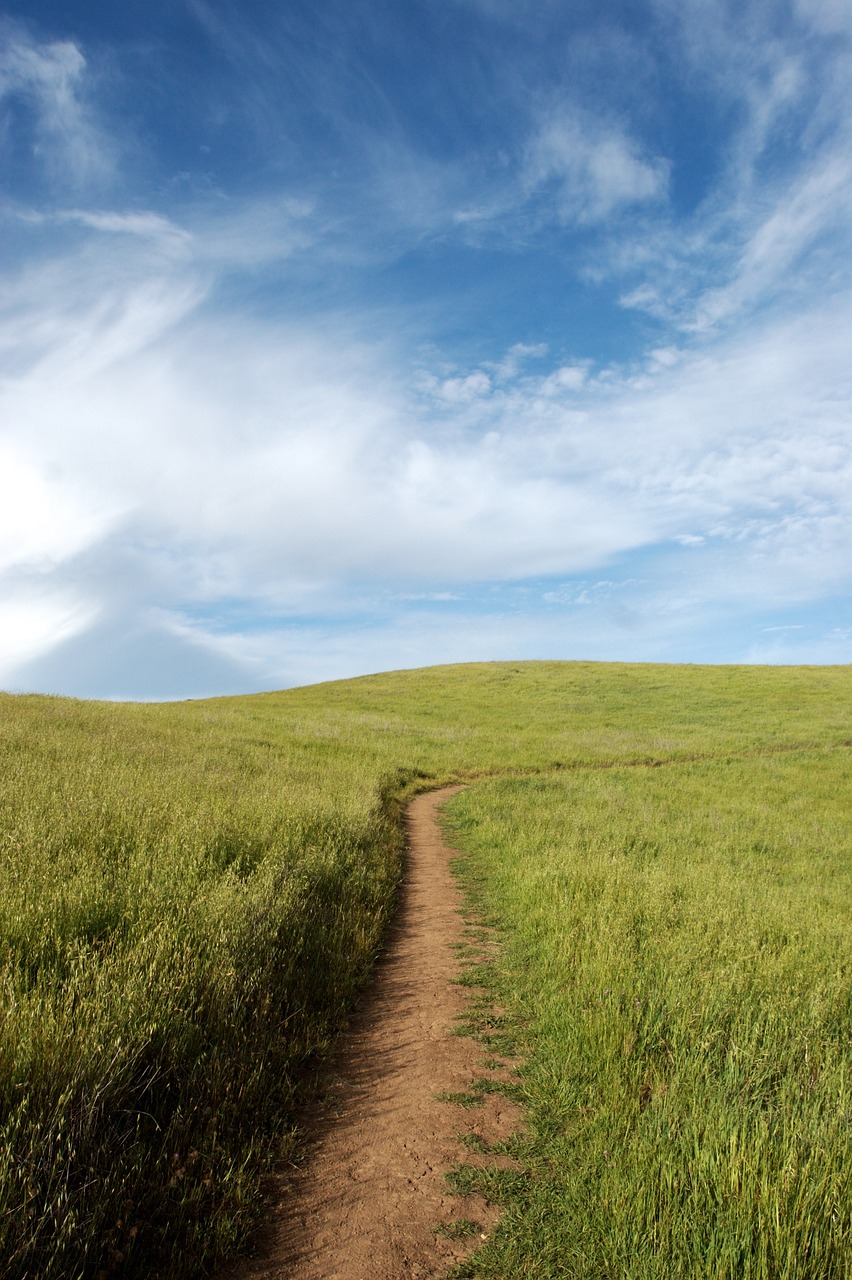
[0,661,849,1277]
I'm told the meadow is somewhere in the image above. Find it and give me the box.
[0,661,848,1277]
[443,751,851,1278]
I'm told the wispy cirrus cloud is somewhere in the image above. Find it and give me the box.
[0,20,113,190]
[608,0,852,332]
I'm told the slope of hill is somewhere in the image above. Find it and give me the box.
[0,661,848,1277]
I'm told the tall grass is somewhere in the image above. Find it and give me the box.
[0,661,848,1277]
[0,697,408,1276]
[444,748,851,1278]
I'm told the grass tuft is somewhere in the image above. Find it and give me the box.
[434,1217,483,1240]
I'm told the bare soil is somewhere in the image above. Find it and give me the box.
[217,785,521,1280]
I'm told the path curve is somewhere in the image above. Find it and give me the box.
[218,785,518,1280]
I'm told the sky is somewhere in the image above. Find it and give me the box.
[1,0,850,699]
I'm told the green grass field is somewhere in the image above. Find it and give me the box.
[443,751,851,1278]
[0,661,848,1278]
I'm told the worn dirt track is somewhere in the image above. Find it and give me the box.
[218,786,520,1280]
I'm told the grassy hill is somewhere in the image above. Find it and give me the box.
[0,661,848,1277]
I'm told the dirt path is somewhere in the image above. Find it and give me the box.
[218,785,520,1280]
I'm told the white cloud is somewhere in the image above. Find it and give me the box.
[0,443,118,574]
[2,242,850,691]
[0,23,112,188]
[393,591,463,602]
[438,370,492,402]
[540,365,588,394]
[605,0,852,335]
[1,5,851,693]
[3,218,850,683]
[525,106,669,224]
[0,583,96,682]
[690,152,852,331]
[59,209,193,251]
[542,579,627,605]
[648,348,679,369]
[489,342,549,383]
[189,195,319,268]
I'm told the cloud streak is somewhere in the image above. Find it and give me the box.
[0,21,113,190]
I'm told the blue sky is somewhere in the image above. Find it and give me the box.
[1,0,850,698]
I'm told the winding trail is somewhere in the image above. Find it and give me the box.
[218,785,520,1280]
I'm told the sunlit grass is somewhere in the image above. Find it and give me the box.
[0,660,848,1276]
[443,749,852,1278]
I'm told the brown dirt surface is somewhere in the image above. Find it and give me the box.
[217,785,522,1280]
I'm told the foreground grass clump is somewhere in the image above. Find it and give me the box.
[444,749,852,1279]
[0,660,848,1277]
